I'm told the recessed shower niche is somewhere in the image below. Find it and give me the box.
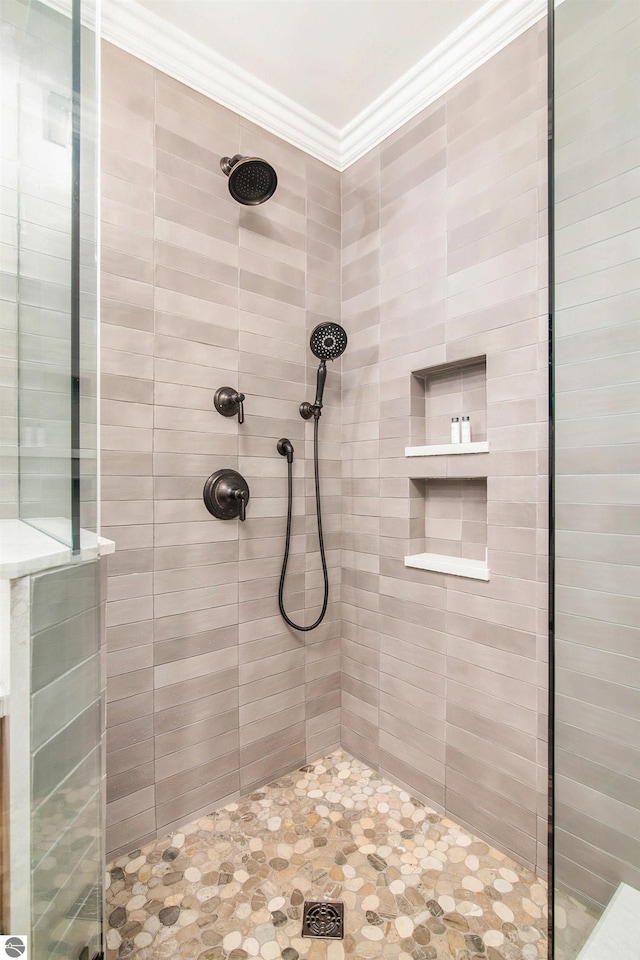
[408,355,488,455]
[406,477,489,580]
[404,357,490,579]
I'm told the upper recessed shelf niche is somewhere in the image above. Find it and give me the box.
[408,355,488,456]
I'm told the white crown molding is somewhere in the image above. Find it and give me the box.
[341,0,547,168]
[101,0,546,172]
[101,0,341,168]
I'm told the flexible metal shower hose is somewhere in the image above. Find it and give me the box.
[278,416,329,631]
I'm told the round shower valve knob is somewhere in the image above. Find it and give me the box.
[203,469,250,522]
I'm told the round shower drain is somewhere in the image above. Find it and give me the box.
[302,900,344,939]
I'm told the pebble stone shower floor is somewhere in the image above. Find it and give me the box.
[105,750,548,960]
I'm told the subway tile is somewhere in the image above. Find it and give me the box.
[240,704,306,748]
[153,626,236,665]
[154,669,238,714]
[155,193,237,247]
[106,595,153,628]
[556,768,640,837]
[446,786,537,867]
[340,727,377,772]
[106,761,155,804]
[380,707,445,763]
[154,240,238,290]
[155,711,238,760]
[155,263,238,309]
[239,741,306,793]
[155,170,232,226]
[240,722,306,768]
[306,689,341,721]
[448,766,535,837]
[154,647,238,689]
[446,723,537,788]
[107,644,153,679]
[32,655,101,752]
[447,679,536,736]
[108,692,154,728]
[156,770,240,831]
[106,739,154,780]
[106,669,153,703]
[106,810,156,862]
[156,749,238,806]
[105,786,155,832]
[108,715,154,756]
[307,708,341,741]
[447,701,537,761]
[155,72,239,131]
[240,685,305,726]
[341,708,379,748]
[155,690,238,737]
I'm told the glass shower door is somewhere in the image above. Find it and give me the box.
[552,1,640,957]
[14,0,99,550]
[1,1,104,955]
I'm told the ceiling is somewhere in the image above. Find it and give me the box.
[131,0,485,130]
[101,0,546,168]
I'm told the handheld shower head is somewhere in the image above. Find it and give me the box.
[300,323,348,420]
[220,155,277,205]
[309,322,348,361]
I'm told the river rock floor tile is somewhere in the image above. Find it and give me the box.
[105,750,548,960]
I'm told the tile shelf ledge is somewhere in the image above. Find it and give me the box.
[405,441,489,457]
[404,552,490,581]
[0,519,115,579]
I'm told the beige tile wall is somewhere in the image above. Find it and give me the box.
[101,43,341,859]
[341,22,549,875]
[102,23,549,875]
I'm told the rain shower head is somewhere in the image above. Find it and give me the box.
[220,154,277,205]
[309,322,348,362]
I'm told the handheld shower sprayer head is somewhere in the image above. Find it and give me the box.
[300,322,348,420]
[309,322,348,362]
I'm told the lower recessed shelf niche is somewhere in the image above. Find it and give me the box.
[406,477,489,581]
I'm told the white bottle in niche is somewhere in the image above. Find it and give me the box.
[451,417,461,444]
[461,415,471,443]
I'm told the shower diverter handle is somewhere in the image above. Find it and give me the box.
[203,469,250,522]
[233,487,248,523]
